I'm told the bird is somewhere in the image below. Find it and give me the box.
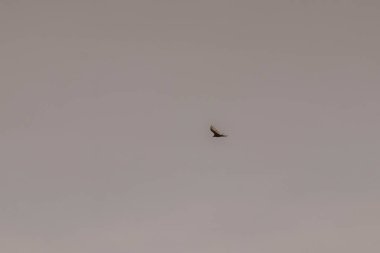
[210,125,227,137]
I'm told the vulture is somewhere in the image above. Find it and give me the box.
[210,125,227,137]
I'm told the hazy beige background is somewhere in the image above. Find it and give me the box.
[1,0,380,252]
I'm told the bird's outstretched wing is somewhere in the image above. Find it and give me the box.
[210,125,221,135]
[210,125,227,137]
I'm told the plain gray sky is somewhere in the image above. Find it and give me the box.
[1,0,380,252]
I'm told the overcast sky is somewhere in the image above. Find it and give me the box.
[1,1,380,252]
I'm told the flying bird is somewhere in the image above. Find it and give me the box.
[210,125,227,137]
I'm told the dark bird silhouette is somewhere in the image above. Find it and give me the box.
[210,125,227,137]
